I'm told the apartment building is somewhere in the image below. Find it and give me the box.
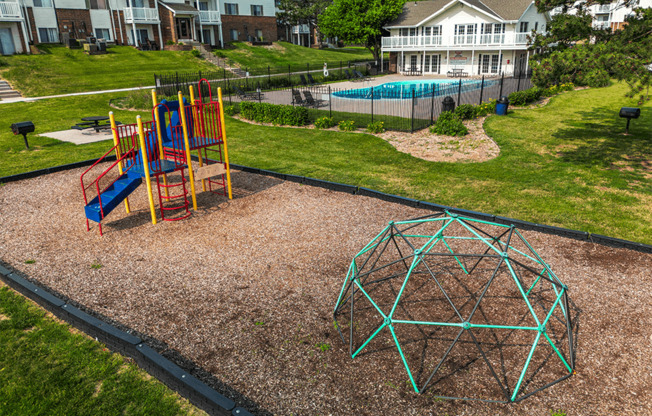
[0,0,276,55]
[552,0,652,30]
[381,0,550,76]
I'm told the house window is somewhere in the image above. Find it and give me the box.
[127,0,145,7]
[255,29,263,40]
[95,28,111,41]
[224,3,239,15]
[519,22,529,32]
[454,24,476,44]
[88,0,107,9]
[33,0,53,7]
[230,29,238,41]
[199,2,208,11]
[38,28,59,43]
[251,5,263,16]
[491,54,502,73]
[534,22,539,32]
[410,55,417,70]
[136,29,148,44]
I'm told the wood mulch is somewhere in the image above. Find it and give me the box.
[0,168,650,415]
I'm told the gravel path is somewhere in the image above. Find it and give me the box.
[0,167,650,415]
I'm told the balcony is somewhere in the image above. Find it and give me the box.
[291,24,310,34]
[124,7,160,24]
[593,21,611,30]
[382,33,531,50]
[595,4,611,13]
[199,10,220,24]
[0,1,22,21]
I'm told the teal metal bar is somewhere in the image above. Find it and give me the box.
[389,254,421,318]
[469,323,540,331]
[389,325,419,393]
[514,229,564,286]
[353,280,387,319]
[352,322,387,358]
[392,319,463,327]
[333,261,356,314]
[511,331,542,401]
[442,237,469,274]
[455,219,504,256]
[525,267,546,296]
[543,331,572,373]
[505,259,541,327]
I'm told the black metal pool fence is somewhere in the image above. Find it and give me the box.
[155,70,533,132]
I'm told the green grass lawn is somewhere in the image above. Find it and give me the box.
[0,283,205,415]
[0,81,649,243]
[0,45,217,97]
[218,41,378,72]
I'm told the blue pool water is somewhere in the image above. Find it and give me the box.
[333,79,496,100]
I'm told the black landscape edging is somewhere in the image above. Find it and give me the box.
[0,263,239,416]
[1,161,650,254]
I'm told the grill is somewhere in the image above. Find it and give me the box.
[11,121,35,149]
[619,107,640,134]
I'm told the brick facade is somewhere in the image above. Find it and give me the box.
[111,10,129,45]
[159,8,176,44]
[55,8,93,40]
[26,7,38,44]
[221,15,277,43]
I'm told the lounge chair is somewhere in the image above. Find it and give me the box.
[307,73,321,85]
[299,74,309,86]
[354,70,371,81]
[302,90,326,108]
[344,69,353,80]
[292,89,307,106]
[234,85,263,101]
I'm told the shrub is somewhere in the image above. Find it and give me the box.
[238,102,308,126]
[585,69,610,88]
[191,49,201,58]
[475,99,497,117]
[430,111,468,136]
[224,105,237,116]
[314,116,335,129]
[165,40,175,46]
[366,121,385,133]
[453,104,475,120]
[338,120,356,132]
[0,58,8,67]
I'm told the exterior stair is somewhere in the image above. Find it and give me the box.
[0,80,21,100]
[192,43,245,77]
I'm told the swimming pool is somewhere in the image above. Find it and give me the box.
[333,79,496,100]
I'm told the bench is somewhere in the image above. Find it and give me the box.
[447,69,469,77]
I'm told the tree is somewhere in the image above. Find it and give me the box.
[276,0,331,44]
[531,1,652,102]
[319,0,406,62]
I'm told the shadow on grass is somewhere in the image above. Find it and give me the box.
[551,105,651,175]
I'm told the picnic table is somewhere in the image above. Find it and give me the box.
[72,116,115,132]
[447,68,469,77]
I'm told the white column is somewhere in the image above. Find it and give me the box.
[471,49,475,75]
[498,49,502,74]
[218,24,223,48]
[401,50,404,73]
[132,22,138,46]
[525,50,530,73]
[446,49,450,73]
[157,23,163,50]
[20,20,30,54]
[423,49,426,74]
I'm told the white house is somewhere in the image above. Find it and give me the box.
[382,0,550,76]
[551,0,652,30]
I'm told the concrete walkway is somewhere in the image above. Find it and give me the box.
[40,128,114,145]
[0,85,155,104]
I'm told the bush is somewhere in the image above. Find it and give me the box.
[165,40,175,46]
[239,102,308,126]
[191,49,201,58]
[366,121,385,133]
[509,87,542,106]
[475,99,497,117]
[314,116,335,129]
[430,111,468,136]
[585,69,610,88]
[224,105,237,116]
[338,120,356,132]
[453,104,475,120]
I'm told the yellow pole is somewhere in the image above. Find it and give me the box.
[137,116,157,225]
[152,89,169,197]
[110,111,131,213]
[217,87,233,200]
[189,86,207,192]
[178,91,198,210]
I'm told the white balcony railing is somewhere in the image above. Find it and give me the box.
[593,21,611,30]
[124,7,159,24]
[595,4,611,13]
[291,24,310,34]
[0,1,22,20]
[382,33,531,49]
[199,10,220,23]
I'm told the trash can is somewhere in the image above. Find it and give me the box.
[442,96,455,113]
[496,96,509,115]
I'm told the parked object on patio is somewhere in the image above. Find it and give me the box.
[292,89,307,106]
[302,90,326,108]
[11,121,35,149]
[234,86,262,101]
[334,212,575,402]
[442,96,455,112]
[300,74,309,86]
[354,70,371,81]
[344,69,354,80]
[496,96,510,115]
[619,107,640,134]
[447,68,469,77]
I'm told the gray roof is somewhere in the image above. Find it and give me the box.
[386,0,535,27]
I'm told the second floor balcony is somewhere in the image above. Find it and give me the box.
[124,7,160,24]
[382,32,532,50]
[199,10,220,24]
[0,0,22,21]
[291,24,310,34]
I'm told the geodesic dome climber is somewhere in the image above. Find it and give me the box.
[333,212,576,402]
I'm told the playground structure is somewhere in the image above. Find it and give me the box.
[334,212,575,402]
[81,80,232,235]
